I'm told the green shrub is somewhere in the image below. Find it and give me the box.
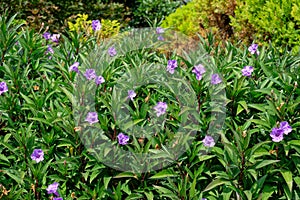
[161,0,236,40]
[231,0,300,52]
[161,1,200,36]
[67,13,121,44]
[130,0,182,27]
[162,0,300,51]
[0,11,300,200]
[0,0,130,33]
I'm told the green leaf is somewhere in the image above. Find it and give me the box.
[0,153,9,163]
[288,140,300,146]
[144,191,154,200]
[281,170,293,192]
[114,172,138,179]
[203,179,229,192]
[261,185,276,200]
[153,185,179,199]
[248,104,266,112]
[255,160,280,169]
[104,176,111,190]
[237,100,248,115]
[149,169,177,179]
[199,155,215,161]
[294,177,300,188]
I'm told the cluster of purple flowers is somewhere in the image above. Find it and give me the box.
[169,61,222,84]
[43,32,60,43]
[31,150,62,199]
[68,62,105,86]
[47,182,63,200]
[0,81,8,95]
[83,68,105,85]
[270,121,292,142]
[156,27,164,41]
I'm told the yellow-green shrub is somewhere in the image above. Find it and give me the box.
[67,14,120,41]
[231,0,300,52]
[161,0,236,39]
[162,0,300,52]
[68,14,92,33]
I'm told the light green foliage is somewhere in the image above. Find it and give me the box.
[163,0,300,51]
[161,0,235,39]
[161,1,200,36]
[68,14,92,33]
[100,19,120,39]
[231,0,300,52]
[67,14,120,41]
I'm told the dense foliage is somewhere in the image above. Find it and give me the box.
[231,0,300,53]
[0,11,300,200]
[0,0,130,32]
[0,0,182,33]
[162,0,300,51]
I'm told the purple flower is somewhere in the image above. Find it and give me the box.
[0,81,8,95]
[46,182,59,196]
[84,69,96,80]
[167,60,177,74]
[54,198,63,200]
[153,102,167,117]
[95,76,105,85]
[156,27,164,34]
[128,90,136,101]
[69,62,79,73]
[157,35,164,41]
[279,121,292,135]
[92,20,101,31]
[248,44,259,55]
[192,64,206,80]
[211,74,222,85]
[46,45,54,54]
[202,135,215,147]
[108,46,117,57]
[43,32,51,40]
[51,34,60,43]
[31,149,44,163]
[117,133,129,145]
[270,127,284,142]
[85,112,99,125]
[241,66,254,77]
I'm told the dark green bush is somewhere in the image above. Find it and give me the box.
[0,0,131,32]
[129,0,183,27]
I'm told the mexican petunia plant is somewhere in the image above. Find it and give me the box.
[0,13,299,200]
